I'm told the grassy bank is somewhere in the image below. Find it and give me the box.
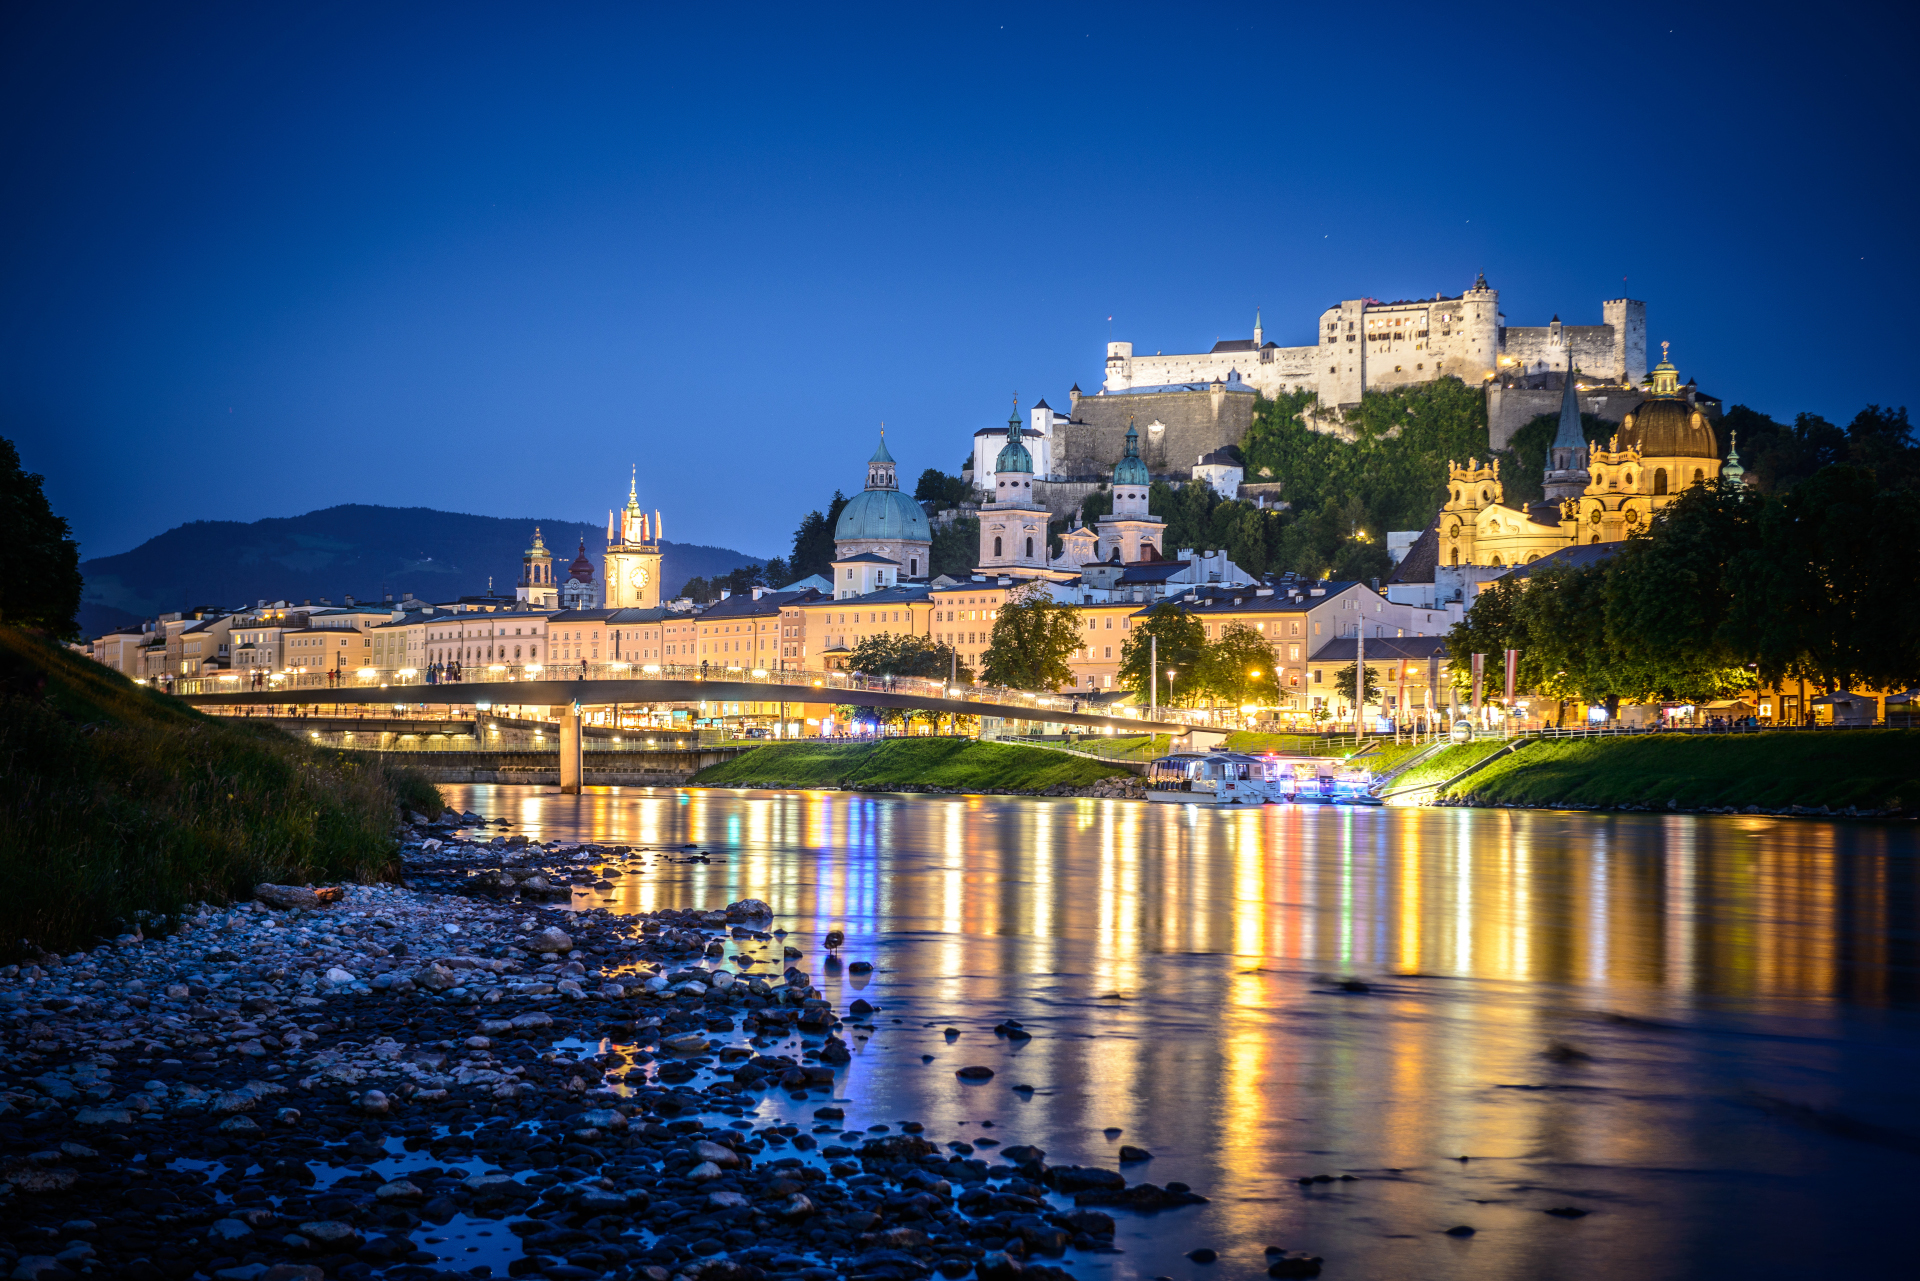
[691,738,1134,792]
[1383,740,1516,794]
[1440,731,1920,812]
[0,628,443,954]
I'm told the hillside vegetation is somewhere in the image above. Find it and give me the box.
[691,738,1133,792]
[0,628,443,954]
[1440,731,1919,812]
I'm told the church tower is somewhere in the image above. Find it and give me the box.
[1095,419,1167,564]
[1542,365,1591,505]
[976,400,1060,579]
[517,528,556,607]
[602,468,663,609]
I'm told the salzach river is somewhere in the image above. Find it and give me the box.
[440,784,1920,1281]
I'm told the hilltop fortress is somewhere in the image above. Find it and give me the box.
[1103,274,1646,406]
[964,277,1696,520]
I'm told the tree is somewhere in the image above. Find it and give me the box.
[1202,621,1274,707]
[929,517,979,579]
[760,556,792,588]
[1116,603,1206,705]
[1332,662,1381,706]
[979,583,1083,690]
[0,436,81,638]
[788,493,849,583]
[846,633,967,681]
[914,469,971,508]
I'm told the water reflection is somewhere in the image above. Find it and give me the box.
[445,786,1920,1280]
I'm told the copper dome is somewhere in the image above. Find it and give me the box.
[1619,398,1718,459]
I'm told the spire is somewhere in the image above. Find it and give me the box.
[1553,364,1585,450]
[1253,307,1264,344]
[1649,341,1681,396]
[1722,429,1747,486]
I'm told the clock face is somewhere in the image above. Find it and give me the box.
[628,564,649,587]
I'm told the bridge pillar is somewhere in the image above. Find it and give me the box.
[559,701,583,794]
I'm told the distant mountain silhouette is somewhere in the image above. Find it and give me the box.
[77,504,764,636]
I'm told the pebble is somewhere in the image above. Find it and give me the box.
[0,810,1217,1281]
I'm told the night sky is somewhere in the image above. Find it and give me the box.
[2,2,1912,561]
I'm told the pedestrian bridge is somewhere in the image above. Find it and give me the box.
[172,663,1182,735]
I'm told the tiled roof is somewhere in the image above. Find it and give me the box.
[1126,580,1372,617]
[1501,543,1620,580]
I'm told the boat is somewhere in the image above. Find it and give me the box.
[1145,750,1383,805]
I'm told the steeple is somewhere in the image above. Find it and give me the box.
[1722,429,1747,487]
[993,396,1032,475]
[1253,308,1264,346]
[1553,365,1585,451]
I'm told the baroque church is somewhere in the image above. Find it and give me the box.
[1430,345,1735,571]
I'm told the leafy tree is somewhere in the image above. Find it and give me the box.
[980,584,1083,690]
[1332,662,1381,706]
[788,492,849,583]
[1727,465,1920,691]
[929,517,980,579]
[1116,602,1205,705]
[0,436,81,638]
[1444,576,1526,700]
[1603,478,1763,701]
[845,632,966,681]
[913,469,972,508]
[1202,621,1275,706]
[760,556,792,588]
[1509,561,1644,719]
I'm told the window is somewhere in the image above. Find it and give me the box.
[1654,468,1668,495]
[993,536,1003,557]
[1024,537,1033,558]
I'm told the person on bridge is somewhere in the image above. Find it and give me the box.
[701,660,708,680]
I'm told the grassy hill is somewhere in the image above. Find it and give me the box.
[77,503,762,633]
[691,738,1133,792]
[0,627,442,955]
[1440,731,1920,812]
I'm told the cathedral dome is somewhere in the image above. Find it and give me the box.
[1619,398,1718,459]
[835,487,930,543]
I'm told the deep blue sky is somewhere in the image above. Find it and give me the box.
[3,2,1912,561]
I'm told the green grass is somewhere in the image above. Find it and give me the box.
[1442,731,1920,811]
[0,627,442,954]
[690,738,1134,791]
[1384,740,1516,794]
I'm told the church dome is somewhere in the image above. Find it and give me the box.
[1619,398,1718,459]
[567,540,595,583]
[835,486,930,543]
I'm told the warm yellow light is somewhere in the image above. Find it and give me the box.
[642,664,661,674]
[751,669,767,677]
[398,668,417,678]
[218,673,239,682]
[609,662,630,671]
[488,664,506,672]
[356,667,375,678]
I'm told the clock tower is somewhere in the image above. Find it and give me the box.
[603,468,663,609]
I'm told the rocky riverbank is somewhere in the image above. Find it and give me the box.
[0,810,1257,1281]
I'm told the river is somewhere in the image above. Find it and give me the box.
[438,784,1920,1280]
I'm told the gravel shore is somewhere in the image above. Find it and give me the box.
[0,811,1248,1281]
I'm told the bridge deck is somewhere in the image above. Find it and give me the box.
[176,676,1178,733]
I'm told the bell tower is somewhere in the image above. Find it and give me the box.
[517,528,556,607]
[602,468,663,609]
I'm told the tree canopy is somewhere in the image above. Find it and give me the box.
[1116,603,1206,705]
[0,436,81,638]
[980,584,1082,690]
[846,632,967,682]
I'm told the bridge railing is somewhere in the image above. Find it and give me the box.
[166,661,1184,724]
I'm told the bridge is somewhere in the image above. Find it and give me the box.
[172,664,1185,793]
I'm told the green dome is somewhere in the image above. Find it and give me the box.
[1112,420,1148,486]
[834,487,930,543]
[994,407,1033,474]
